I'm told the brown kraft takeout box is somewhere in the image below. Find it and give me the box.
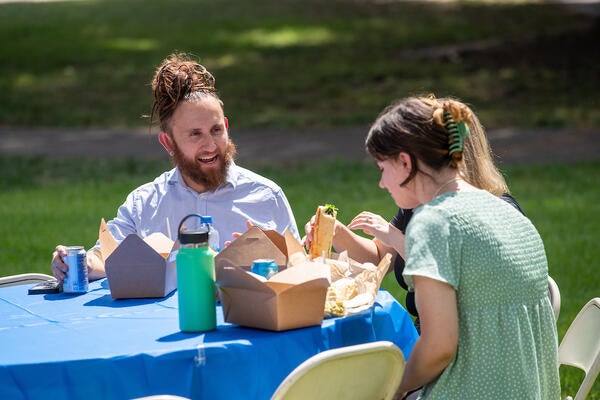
[215,226,330,331]
[99,219,178,299]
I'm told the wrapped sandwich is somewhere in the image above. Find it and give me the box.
[324,252,392,318]
[309,204,338,260]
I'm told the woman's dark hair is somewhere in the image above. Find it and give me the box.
[365,96,471,186]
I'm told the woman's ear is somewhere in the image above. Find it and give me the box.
[224,117,229,130]
[158,132,174,156]
[397,152,412,170]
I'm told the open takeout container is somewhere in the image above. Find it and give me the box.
[99,219,178,299]
[215,226,330,331]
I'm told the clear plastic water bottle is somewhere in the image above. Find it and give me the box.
[176,214,216,333]
[200,215,220,253]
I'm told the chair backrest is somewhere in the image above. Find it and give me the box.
[558,297,600,400]
[547,275,561,321]
[0,273,54,288]
[270,341,405,400]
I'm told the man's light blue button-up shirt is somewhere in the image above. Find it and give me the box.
[97,163,299,251]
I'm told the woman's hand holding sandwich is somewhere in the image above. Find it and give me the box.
[303,209,404,265]
[304,215,350,251]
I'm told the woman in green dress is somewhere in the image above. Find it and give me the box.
[364,96,560,399]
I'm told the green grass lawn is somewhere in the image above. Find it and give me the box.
[0,156,598,398]
[1,0,598,397]
[0,0,597,130]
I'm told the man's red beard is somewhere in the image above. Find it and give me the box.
[172,139,237,191]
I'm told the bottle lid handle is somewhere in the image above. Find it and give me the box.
[178,214,208,244]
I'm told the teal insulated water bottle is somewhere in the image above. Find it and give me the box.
[176,214,217,333]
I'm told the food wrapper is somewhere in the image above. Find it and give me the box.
[290,251,392,318]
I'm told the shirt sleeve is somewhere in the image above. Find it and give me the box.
[89,190,139,253]
[403,207,461,290]
[501,193,525,216]
[271,186,300,241]
[390,208,413,290]
[108,191,140,241]
[390,208,414,234]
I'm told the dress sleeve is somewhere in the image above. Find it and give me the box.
[403,207,461,290]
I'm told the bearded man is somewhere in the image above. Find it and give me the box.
[51,53,299,282]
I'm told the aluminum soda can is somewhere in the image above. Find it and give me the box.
[251,258,279,279]
[62,246,89,293]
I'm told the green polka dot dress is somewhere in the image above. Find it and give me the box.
[404,189,561,399]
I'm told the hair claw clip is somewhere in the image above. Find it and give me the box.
[443,112,470,156]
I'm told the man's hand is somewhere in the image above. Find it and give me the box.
[224,219,254,247]
[51,245,106,283]
[50,245,69,283]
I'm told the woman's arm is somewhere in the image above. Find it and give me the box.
[395,276,458,396]
[331,221,383,264]
[304,211,404,267]
[347,212,406,260]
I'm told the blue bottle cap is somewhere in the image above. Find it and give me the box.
[200,216,213,224]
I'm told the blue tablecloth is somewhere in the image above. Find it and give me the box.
[0,279,418,400]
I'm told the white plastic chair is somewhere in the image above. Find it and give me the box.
[558,297,600,400]
[0,273,54,287]
[270,341,405,400]
[548,275,561,322]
